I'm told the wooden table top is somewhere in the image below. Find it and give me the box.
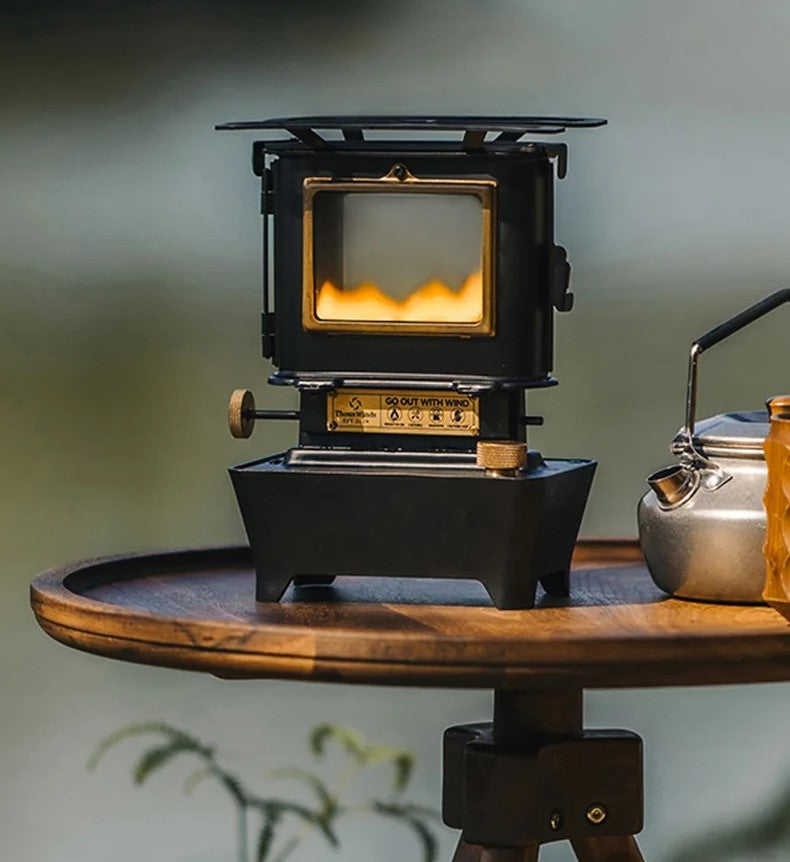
[29,540,790,689]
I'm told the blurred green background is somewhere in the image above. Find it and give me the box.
[3,1,790,859]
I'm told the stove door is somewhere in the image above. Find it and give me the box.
[303,167,495,336]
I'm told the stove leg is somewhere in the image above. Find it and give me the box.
[255,574,294,603]
[483,576,541,610]
[570,836,644,862]
[539,569,570,597]
[256,574,337,601]
[293,575,336,587]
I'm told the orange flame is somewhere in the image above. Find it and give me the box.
[315,270,483,323]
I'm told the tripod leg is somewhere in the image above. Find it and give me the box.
[451,840,539,862]
[571,836,644,862]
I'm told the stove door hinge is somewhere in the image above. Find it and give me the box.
[543,143,568,179]
[252,141,266,177]
[551,245,574,312]
[261,312,276,358]
[260,168,275,215]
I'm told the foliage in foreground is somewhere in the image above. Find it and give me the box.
[89,721,439,862]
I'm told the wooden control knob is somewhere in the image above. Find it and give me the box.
[228,389,255,439]
[476,440,527,474]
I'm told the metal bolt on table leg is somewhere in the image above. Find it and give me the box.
[586,804,607,825]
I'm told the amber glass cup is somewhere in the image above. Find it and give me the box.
[763,395,790,618]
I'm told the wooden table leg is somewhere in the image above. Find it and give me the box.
[451,839,539,862]
[452,839,483,862]
[571,835,644,862]
[452,835,643,862]
[481,847,539,862]
[445,691,643,862]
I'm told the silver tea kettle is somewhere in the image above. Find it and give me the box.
[638,289,789,603]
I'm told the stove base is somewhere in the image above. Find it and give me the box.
[229,451,595,610]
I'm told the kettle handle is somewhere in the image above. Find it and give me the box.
[681,289,790,446]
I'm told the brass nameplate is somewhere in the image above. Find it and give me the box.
[327,388,480,436]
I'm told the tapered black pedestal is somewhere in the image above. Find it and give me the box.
[230,450,595,609]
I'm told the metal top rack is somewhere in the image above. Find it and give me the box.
[215,114,607,153]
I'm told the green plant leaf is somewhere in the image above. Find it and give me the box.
[217,770,248,806]
[309,723,366,763]
[371,802,438,862]
[269,768,336,813]
[392,752,413,792]
[255,815,277,862]
[405,816,437,862]
[250,799,340,848]
[379,802,440,820]
[312,810,341,847]
[360,744,397,763]
[89,721,430,862]
[87,722,205,771]
[183,766,214,796]
[133,739,199,785]
[353,743,414,792]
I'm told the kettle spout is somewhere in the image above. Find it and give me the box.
[646,464,700,510]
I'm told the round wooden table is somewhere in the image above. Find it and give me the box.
[30,539,790,861]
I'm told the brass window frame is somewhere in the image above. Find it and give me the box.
[302,166,496,336]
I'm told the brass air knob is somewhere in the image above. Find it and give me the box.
[228,388,256,439]
[476,440,527,475]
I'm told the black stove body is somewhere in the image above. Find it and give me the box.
[219,116,604,609]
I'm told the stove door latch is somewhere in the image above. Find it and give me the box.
[551,244,574,313]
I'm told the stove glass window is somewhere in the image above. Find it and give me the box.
[304,181,495,335]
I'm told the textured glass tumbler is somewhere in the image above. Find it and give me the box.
[762,395,790,618]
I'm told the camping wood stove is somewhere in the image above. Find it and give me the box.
[218,115,605,609]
